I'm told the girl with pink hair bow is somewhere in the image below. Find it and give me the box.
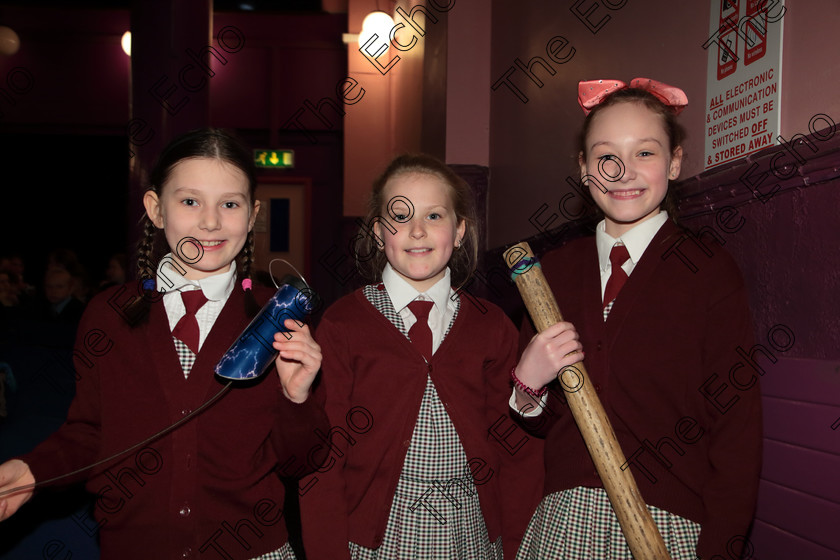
[510,78,761,559]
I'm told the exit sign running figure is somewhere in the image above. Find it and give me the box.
[254,150,294,168]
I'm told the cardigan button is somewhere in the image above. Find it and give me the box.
[594,383,602,393]
[403,440,410,447]
[596,341,602,351]
[181,547,193,558]
[179,505,191,517]
[181,408,192,417]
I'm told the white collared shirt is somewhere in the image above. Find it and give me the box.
[154,254,237,353]
[382,263,456,355]
[511,212,670,417]
[595,211,669,302]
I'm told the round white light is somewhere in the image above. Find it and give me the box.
[121,30,131,56]
[358,11,395,52]
[0,26,21,56]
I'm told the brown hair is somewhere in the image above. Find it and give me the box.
[577,88,687,217]
[354,154,478,289]
[129,128,260,323]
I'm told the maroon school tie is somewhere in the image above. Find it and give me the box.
[603,243,630,312]
[407,300,434,361]
[172,290,207,354]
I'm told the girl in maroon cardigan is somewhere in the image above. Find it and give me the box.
[299,154,580,559]
[0,128,328,559]
[510,80,762,559]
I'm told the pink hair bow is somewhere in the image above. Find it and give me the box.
[577,78,688,116]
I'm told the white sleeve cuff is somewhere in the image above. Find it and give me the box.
[509,388,548,417]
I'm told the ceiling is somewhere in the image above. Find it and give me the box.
[0,1,325,12]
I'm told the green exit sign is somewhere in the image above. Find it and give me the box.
[254,149,294,168]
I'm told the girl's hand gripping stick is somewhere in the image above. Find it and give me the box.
[215,275,319,380]
[504,242,670,560]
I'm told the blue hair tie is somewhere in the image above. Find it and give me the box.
[509,257,540,282]
[142,279,156,291]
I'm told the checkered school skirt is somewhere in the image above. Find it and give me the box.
[515,487,700,559]
[250,541,296,559]
[349,376,502,560]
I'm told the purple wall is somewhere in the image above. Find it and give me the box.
[675,127,840,556]
[752,357,840,558]
[674,135,840,361]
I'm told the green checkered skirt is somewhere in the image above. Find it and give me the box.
[515,487,700,559]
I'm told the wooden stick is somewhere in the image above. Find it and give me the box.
[504,242,671,560]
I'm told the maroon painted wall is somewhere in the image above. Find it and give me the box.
[0,4,350,306]
[487,0,840,248]
[0,7,131,131]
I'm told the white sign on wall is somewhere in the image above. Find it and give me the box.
[704,0,785,170]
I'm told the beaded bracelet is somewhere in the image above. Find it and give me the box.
[510,366,547,398]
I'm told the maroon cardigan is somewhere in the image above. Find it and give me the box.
[299,288,545,560]
[515,220,762,559]
[21,283,328,560]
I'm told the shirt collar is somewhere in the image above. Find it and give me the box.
[382,263,452,313]
[596,211,669,272]
[154,253,237,301]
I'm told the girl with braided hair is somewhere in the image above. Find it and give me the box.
[0,128,328,559]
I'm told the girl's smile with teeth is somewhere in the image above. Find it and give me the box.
[608,189,644,198]
[376,171,466,293]
[144,157,258,279]
[579,102,682,236]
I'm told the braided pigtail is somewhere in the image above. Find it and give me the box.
[140,127,261,316]
[137,217,158,286]
[240,230,260,317]
[123,215,160,325]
